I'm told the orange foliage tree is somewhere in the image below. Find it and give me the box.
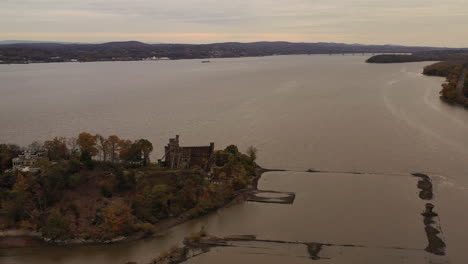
[77,132,98,161]
[101,201,136,238]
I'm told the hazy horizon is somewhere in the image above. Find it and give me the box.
[0,39,463,48]
[2,0,468,48]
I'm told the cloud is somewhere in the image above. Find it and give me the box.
[1,0,467,46]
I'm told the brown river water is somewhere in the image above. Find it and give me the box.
[1,55,468,263]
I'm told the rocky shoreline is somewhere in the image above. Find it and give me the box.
[412,173,446,256]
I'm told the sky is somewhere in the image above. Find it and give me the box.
[1,0,468,47]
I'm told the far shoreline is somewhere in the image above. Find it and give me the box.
[0,53,399,66]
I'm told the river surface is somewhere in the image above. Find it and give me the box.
[1,55,468,263]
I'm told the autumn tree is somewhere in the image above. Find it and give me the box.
[42,209,70,240]
[0,169,17,189]
[126,143,143,164]
[76,132,98,162]
[44,137,70,160]
[118,139,153,166]
[101,201,136,238]
[118,139,134,162]
[115,170,136,192]
[137,139,153,166]
[3,173,33,223]
[0,144,21,172]
[146,184,172,219]
[176,173,205,210]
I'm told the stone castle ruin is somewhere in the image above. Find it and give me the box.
[159,135,214,171]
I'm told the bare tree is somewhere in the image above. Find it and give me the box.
[97,134,110,162]
[28,141,43,153]
[107,135,121,163]
[67,137,79,157]
[246,146,258,161]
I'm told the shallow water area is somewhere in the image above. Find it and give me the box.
[1,55,468,263]
[182,171,444,264]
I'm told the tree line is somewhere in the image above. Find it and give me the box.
[424,62,468,105]
[0,132,154,171]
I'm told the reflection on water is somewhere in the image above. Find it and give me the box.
[1,56,467,263]
[185,240,436,264]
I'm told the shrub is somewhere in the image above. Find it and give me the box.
[101,185,113,198]
[69,203,80,218]
[224,145,239,155]
[134,222,156,235]
[68,173,82,188]
[116,170,136,192]
[42,209,70,240]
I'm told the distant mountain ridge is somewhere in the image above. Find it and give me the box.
[0,40,87,45]
[0,40,465,64]
[0,40,457,48]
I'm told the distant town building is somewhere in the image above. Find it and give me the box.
[12,151,43,173]
[159,135,214,171]
[144,56,159,60]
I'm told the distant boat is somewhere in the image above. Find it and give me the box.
[201,60,211,63]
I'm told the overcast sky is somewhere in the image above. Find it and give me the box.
[2,0,467,47]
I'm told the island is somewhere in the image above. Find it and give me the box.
[0,133,261,245]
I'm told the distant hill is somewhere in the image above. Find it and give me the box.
[0,40,465,64]
[99,41,150,47]
[0,40,85,45]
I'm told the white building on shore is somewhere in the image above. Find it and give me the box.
[12,151,43,173]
